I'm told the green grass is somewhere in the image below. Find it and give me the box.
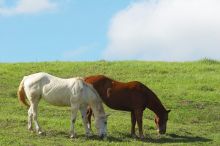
[0,60,220,146]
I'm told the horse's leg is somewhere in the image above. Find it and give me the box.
[135,109,144,139]
[70,103,79,138]
[86,107,92,131]
[80,105,92,137]
[131,111,137,138]
[28,106,33,131]
[32,100,44,135]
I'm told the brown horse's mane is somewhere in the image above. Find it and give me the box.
[140,83,167,117]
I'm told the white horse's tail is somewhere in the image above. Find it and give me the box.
[17,77,29,108]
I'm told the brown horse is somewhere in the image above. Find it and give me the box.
[85,75,170,139]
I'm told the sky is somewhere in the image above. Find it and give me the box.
[0,0,220,62]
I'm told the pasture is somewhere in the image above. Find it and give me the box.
[0,60,220,146]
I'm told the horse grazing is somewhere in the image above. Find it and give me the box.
[17,72,107,138]
[85,75,170,139]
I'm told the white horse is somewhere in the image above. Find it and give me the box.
[17,72,107,138]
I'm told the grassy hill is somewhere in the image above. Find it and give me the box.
[0,60,219,146]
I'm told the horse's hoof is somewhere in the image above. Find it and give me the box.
[131,134,138,138]
[86,133,92,138]
[29,130,34,133]
[99,134,107,140]
[28,127,34,132]
[102,136,108,141]
[70,134,76,139]
[139,135,145,140]
[38,131,46,136]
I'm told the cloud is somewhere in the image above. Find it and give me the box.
[103,0,220,61]
[0,0,57,16]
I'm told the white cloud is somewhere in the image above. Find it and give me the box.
[103,0,220,61]
[0,0,57,16]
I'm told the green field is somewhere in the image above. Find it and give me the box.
[0,60,220,146]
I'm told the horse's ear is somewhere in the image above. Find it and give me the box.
[167,110,171,113]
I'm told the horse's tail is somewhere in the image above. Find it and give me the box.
[17,77,29,108]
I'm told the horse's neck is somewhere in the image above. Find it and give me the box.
[95,78,108,96]
[145,92,166,118]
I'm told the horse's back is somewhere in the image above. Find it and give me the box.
[41,76,81,106]
[22,73,101,107]
[24,72,49,90]
[85,75,147,111]
[110,81,147,110]
[42,77,93,106]
[24,72,51,84]
[23,72,71,106]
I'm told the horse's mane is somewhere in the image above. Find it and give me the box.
[75,77,84,80]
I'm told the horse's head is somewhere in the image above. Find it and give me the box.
[155,110,171,134]
[95,114,109,139]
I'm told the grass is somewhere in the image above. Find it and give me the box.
[0,60,220,146]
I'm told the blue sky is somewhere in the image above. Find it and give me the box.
[1,0,220,62]
[0,0,131,62]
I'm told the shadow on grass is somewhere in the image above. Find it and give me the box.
[38,130,212,143]
[143,133,212,143]
[80,135,125,142]
[44,130,125,142]
[116,132,212,143]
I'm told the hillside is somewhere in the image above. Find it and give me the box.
[0,60,219,146]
